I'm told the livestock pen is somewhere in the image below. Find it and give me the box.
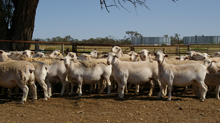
[0,40,192,55]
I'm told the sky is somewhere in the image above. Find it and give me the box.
[33,0,220,40]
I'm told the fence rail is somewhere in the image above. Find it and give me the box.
[1,40,220,55]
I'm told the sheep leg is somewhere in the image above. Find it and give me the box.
[198,81,208,102]
[29,81,37,101]
[60,77,66,96]
[158,83,166,98]
[100,79,107,94]
[77,77,83,97]
[135,84,139,95]
[118,78,127,98]
[215,85,220,100]
[47,82,52,98]
[17,83,29,104]
[167,83,173,101]
[37,80,48,100]
[106,78,111,96]
[148,80,155,97]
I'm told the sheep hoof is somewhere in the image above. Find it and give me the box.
[44,98,48,101]
[200,99,205,102]
[148,94,152,97]
[167,98,171,101]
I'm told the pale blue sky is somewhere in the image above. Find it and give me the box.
[33,0,220,40]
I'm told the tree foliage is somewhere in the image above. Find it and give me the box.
[34,35,131,45]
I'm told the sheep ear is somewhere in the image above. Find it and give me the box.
[0,51,3,54]
[164,54,168,57]
[176,57,180,60]
[60,58,64,61]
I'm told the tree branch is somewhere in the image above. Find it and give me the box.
[100,0,176,12]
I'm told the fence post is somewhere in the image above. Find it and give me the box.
[187,45,191,52]
[72,44,77,53]
[61,44,64,55]
[130,46,135,51]
[35,43,39,52]
[163,48,165,53]
[176,46,179,55]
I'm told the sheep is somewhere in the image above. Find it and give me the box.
[33,52,45,58]
[214,52,220,57]
[175,55,189,61]
[111,46,130,61]
[7,51,23,60]
[31,61,49,100]
[63,56,112,97]
[204,59,220,74]
[127,51,140,62]
[66,52,77,61]
[46,60,68,97]
[90,49,101,59]
[0,60,36,103]
[204,74,220,99]
[188,51,208,60]
[49,50,63,59]
[78,53,92,60]
[23,50,34,58]
[0,50,49,100]
[107,52,162,98]
[154,51,208,101]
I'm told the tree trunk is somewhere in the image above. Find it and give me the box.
[0,0,39,51]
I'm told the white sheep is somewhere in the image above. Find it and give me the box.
[33,52,45,58]
[63,57,112,97]
[155,51,208,101]
[46,60,68,97]
[0,60,36,103]
[23,50,34,58]
[0,50,49,100]
[111,46,131,61]
[107,52,162,98]
[49,50,63,59]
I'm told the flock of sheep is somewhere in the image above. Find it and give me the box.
[1,46,220,104]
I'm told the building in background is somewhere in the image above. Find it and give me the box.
[183,35,220,45]
[131,37,171,45]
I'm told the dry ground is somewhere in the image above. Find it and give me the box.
[0,87,220,123]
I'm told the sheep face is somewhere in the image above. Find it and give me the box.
[90,50,100,58]
[107,53,118,65]
[67,52,77,60]
[63,56,71,68]
[140,49,149,61]
[155,51,166,64]
[49,50,63,59]
[128,51,138,61]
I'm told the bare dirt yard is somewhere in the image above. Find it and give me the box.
[0,87,220,123]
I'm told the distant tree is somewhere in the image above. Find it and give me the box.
[170,33,183,45]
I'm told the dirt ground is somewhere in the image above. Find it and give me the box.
[0,87,220,123]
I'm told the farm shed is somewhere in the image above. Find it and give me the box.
[183,35,220,45]
[131,37,171,46]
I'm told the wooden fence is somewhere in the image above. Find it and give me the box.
[1,40,220,55]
